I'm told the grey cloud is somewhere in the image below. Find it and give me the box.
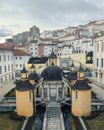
[0,27,12,37]
[21,0,103,26]
[0,0,104,33]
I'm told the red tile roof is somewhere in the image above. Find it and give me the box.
[0,42,18,50]
[30,40,38,43]
[13,49,31,56]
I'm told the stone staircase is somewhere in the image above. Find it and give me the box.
[45,102,65,130]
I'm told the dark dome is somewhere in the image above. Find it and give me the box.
[28,73,40,82]
[41,66,63,81]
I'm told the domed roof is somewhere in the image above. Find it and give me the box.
[72,80,91,90]
[21,66,28,73]
[49,50,57,59]
[41,65,63,81]
[28,73,40,82]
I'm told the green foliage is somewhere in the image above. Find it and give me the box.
[4,88,15,97]
[9,112,25,121]
[69,115,76,130]
[83,111,99,120]
[17,118,25,130]
[13,79,21,85]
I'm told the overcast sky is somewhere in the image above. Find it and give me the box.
[0,0,104,41]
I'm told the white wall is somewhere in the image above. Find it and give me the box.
[0,49,15,86]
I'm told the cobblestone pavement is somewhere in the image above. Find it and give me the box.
[0,80,15,100]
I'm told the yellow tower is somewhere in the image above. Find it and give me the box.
[48,50,57,66]
[16,72,38,117]
[77,64,85,80]
[69,62,77,86]
[71,65,91,117]
[30,63,35,73]
[70,62,76,72]
[20,66,28,81]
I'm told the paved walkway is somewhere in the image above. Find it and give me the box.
[0,80,15,101]
[89,83,104,100]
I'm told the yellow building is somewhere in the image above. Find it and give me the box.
[71,65,91,117]
[16,72,38,117]
[48,50,57,66]
[16,60,92,118]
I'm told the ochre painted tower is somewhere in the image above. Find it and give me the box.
[71,65,91,116]
[48,50,57,66]
[16,65,38,117]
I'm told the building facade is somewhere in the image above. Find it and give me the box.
[14,49,31,79]
[0,45,15,86]
[93,32,104,99]
[29,40,38,57]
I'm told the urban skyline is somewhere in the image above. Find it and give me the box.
[0,0,104,42]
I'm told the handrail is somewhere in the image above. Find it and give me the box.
[42,113,47,130]
[60,112,65,130]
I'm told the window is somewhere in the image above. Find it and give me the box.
[11,55,12,60]
[16,64,18,68]
[11,64,13,70]
[100,73,102,79]
[102,42,104,51]
[97,43,99,52]
[97,58,99,67]
[0,55,1,61]
[8,55,9,60]
[20,64,22,68]
[5,76,7,81]
[8,65,10,71]
[75,91,78,99]
[4,55,6,61]
[29,92,33,101]
[0,66,2,74]
[19,57,22,60]
[101,58,103,68]
[15,57,17,60]
[1,78,2,83]
[95,72,98,78]
[4,65,7,72]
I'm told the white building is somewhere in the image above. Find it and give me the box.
[29,40,38,57]
[93,32,104,99]
[14,49,31,79]
[93,32,104,84]
[0,44,15,86]
[72,37,93,53]
[57,43,73,57]
[44,43,57,57]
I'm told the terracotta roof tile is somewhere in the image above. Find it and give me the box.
[13,49,31,56]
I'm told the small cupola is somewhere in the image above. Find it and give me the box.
[21,66,28,80]
[28,73,39,85]
[30,63,35,73]
[28,73,36,85]
[77,64,85,80]
[48,49,57,66]
[70,62,76,72]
